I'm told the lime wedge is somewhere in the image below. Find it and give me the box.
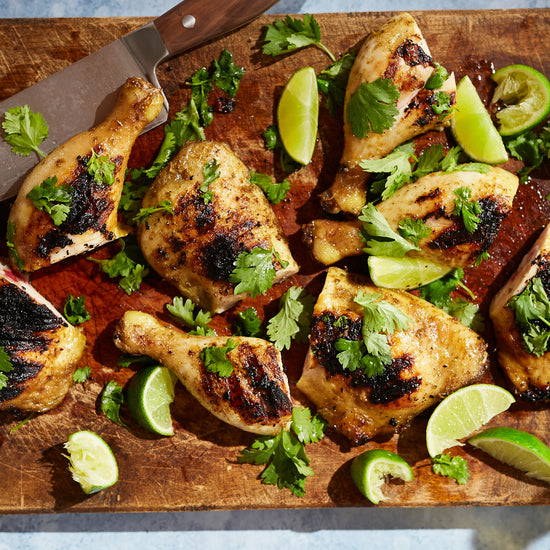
[451,75,508,164]
[426,383,515,458]
[126,366,177,436]
[277,66,319,165]
[368,255,452,290]
[351,448,413,505]
[64,430,119,494]
[491,64,550,136]
[468,426,550,483]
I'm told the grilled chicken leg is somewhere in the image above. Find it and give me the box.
[304,166,518,268]
[0,261,86,412]
[137,140,299,313]
[490,225,550,400]
[320,12,456,216]
[296,267,488,444]
[8,77,163,272]
[113,310,293,435]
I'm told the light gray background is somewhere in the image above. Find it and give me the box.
[1,1,550,549]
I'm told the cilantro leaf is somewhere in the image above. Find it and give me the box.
[211,49,245,98]
[398,217,432,246]
[63,294,90,325]
[0,345,14,391]
[505,127,550,184]
[359,202,420,257]
[26,176,73,226]
[317,51,356,115]
[200,338,238,377]
[425,63,449,90]
[2,105,49,157]
[432,453,471,485]
[289,406,325,444]
[266,286,314,350]
[234,307,263,337]
[334,338,365,372]
[249,171,290,204]
[6,221,23,271]
[167,297,216,336]
[73,366,92,384]
[262,14,335,61]
[431,91,454,117]
[199,158,220,204]
[356,291,412,335]
[100,380,127,426]
[453,187,482,233]
[87,150,115,186]
[229,247,288,298]
[346,78,400,138]
[133,199,174,224]
[187,66,214,127]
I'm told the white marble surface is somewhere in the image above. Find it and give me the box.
[2,1,550,549]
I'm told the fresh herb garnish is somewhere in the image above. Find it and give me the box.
[453,187,482,233]
[234,307,263,337]
[249,171,290,204]
[238,406,325,497]
[432,91,454,117]
[100,380,127,426]
[200,158,220,204]
[505,127,550,184]
[200,338,238,378]
[2,105,48,157]
[508,277,550,356]
[346,78,400,138]
[133,200,174,224]
[166,297,216,336]
[87,149,115,186]
[398,217,432,246]
[425,63,449,90]
[432,453,471,485]
[0,345,14,391]
[6,221,23,271]
[73,366,92,384]
[262,14,335,61]
[26,176,73,226]
[63,294,90,325]
[229,247,289,298]
[261,124,302,174]
[211,49,246,98]
[266,286,314,350]
[317,51,356,115]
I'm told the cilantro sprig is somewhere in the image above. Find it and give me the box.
[26,176,73,226]
[234,307,263,337]
[453,187,482,233]
[199,158,220,204]
[2,105,49,157]
[317,51,356,116]
[432,453,471,485]
[0,345,14,391]
[262,14,335,61]
[101,380,127,426]
[73,366,92,384]
[63,294,90,325]
[167,297,216,336]
[238,406,325,497]
[6,221,23,271]
[133,200,174,224]
[249,171,290,204]
[505,126,550,184]
[200,338,238,378]
[87,150,115,186]
[267,286,314,350]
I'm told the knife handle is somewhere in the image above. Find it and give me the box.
[154,0,280,57]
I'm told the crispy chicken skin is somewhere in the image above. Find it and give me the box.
[296,267,488,444]
[490,225,550,401]
[320,12,456,216]
[8,77,163,272]
[304,166,518,268]
[113,310,293,435]
[138,140,299,313]
[0,261,86,412]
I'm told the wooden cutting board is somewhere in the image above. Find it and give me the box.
[1,10,550,513]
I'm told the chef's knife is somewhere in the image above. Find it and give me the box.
[0,0,280,201]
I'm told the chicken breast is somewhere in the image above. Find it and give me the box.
[137,140,299,313]
[8,77,163,272]
[0,261,86,412]
[296,267,488,444]
[320,12,456,216]
[490,225,550,401]
[304,166,518,268]
[113,310,293,435]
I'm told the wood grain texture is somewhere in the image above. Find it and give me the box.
[1,10,550,513]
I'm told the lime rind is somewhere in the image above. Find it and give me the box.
[426,384,515,458]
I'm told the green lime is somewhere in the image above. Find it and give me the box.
[426,383,515,458]
[64,430,119,494]
[277,66,319,165]
[368,255,452,290]
[451,75,508,164]
[468,426,550,483]
[351,448,413,505]
[126,366,177,436]
[491,64,550,136]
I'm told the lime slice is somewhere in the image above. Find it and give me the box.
[468,426,550,483]
[368,255,452,289]
[491,64,550,136]
[351,448,413,505]
[64,430,118,494]
[426,383,515,458]
[126,366,176,436]
[451,75,508,164]
[277,66,319,165]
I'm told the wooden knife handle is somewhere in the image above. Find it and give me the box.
[154,0,280,57]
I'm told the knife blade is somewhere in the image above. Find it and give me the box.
[0,0,280,201]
